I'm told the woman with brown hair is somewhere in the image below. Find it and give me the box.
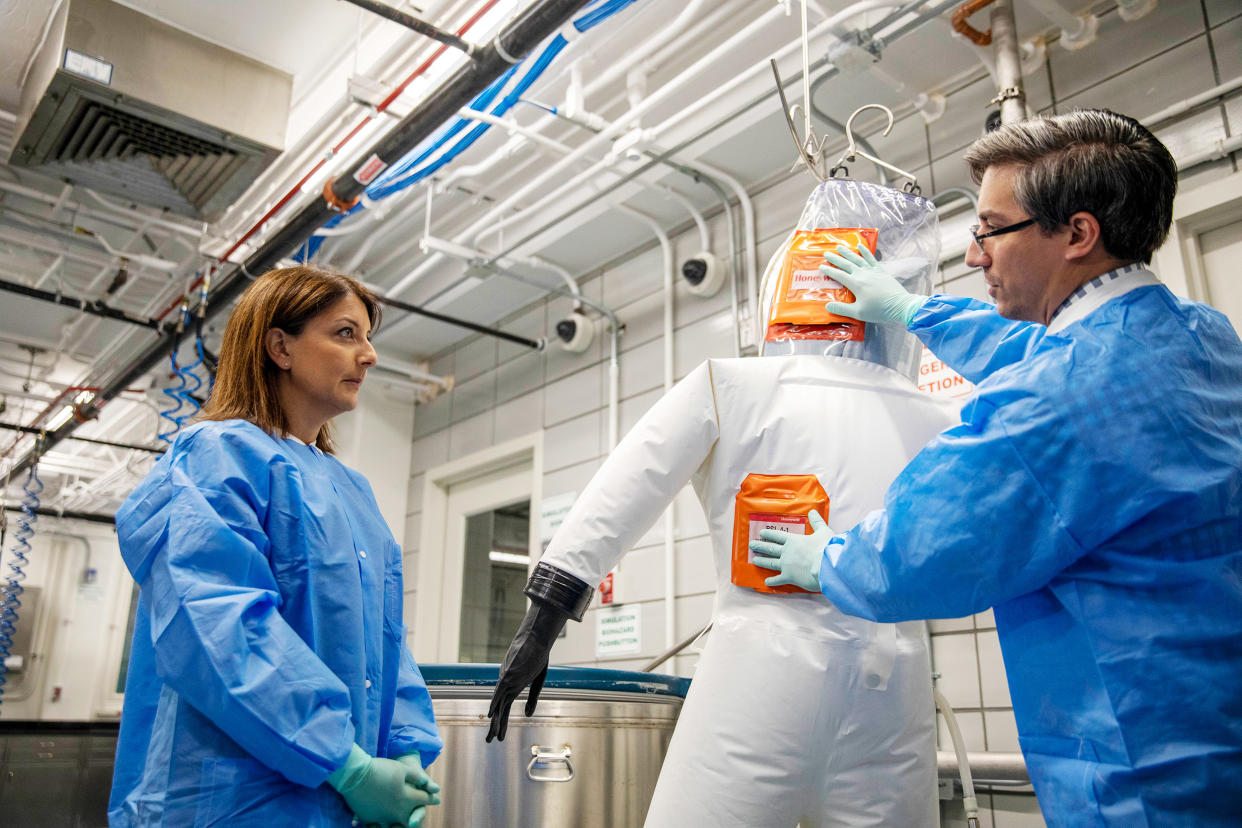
[108,266,442,828]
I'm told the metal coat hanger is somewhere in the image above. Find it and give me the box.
[771,0,921,193]
[830,104,921,193]
[771,69,922,193]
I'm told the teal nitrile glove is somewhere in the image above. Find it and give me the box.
[748,509,835,592]
[821,245,929,326]
[327,745,433,827]
[395,753,441,807]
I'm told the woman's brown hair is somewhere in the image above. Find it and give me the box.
[199,265,381,453]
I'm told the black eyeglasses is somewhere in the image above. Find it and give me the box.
[969,218,1037,247]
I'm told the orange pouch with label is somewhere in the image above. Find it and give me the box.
[731,473,829,595]
[767,228,879,339]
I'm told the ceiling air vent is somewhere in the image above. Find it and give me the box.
[9,0,291,221]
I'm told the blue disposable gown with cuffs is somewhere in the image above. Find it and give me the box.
[817,278,1242,826]
[109,419,441,827]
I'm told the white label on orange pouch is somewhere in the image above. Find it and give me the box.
[791,269,843,291]
[748,513,806,564]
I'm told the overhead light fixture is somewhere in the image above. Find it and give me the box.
[45,405,75,431]
[488,550,530,566]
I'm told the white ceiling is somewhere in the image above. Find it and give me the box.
[0,0,1210,514]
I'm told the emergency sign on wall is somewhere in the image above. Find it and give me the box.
[918,345,975,399]
[539,491,577,549]
[595,604,641,657]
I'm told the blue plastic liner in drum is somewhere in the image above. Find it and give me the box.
[419,664,690,698]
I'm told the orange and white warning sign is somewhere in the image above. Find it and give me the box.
[918,344,974,400]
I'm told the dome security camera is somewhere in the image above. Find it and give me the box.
[555,311,594,353]
[681,252,723,297]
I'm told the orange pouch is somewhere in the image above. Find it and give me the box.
[731,473,829,595]
[767,228,879,340]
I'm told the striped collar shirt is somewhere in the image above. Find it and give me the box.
[1046,263,1161,335]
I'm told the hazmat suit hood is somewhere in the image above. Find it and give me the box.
[760,178,939,383]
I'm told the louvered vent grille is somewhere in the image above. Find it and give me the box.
[37,100,248,217]
[53,101,231,162]
[9,0,288,221]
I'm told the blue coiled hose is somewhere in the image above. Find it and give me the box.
[157,349,185,446]
[0,465,42,704]
[176,338,205,421]
[158,307,211,444]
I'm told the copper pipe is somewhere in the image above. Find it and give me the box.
[952,0,996,46]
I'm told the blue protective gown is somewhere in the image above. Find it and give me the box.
[109,419,441,827]
[817,281,1242,826]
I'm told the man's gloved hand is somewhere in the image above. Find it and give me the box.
[748,509,836,592]
[328,745,433,827]
[486,599,570,742]
[822,245,929,326]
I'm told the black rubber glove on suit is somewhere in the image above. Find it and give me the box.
[486,562,592,743]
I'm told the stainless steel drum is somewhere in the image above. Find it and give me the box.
[419,664,689,828]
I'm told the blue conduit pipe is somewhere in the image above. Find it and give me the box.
[0,464,42,704]
[298,0,643,261]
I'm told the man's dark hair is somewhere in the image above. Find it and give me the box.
[963,109,1177,264]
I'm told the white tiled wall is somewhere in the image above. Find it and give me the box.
[405,4,1241,825]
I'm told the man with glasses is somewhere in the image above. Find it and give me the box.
[748,109,1242,826]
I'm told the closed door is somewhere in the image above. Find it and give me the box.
[1199,218,1242,333]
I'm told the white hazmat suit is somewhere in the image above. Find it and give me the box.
[539,180,960,826]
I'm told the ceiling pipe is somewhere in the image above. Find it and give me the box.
[1,0,594,482]
[340,0,477,55]
[0,422,162,454]
[1024,0,1097,50]
[157,0,505,325]
[1,505,115,526]
[989,0,1026,125]
[0,277,163,331]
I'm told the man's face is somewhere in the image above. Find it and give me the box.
[966,164,1068,323]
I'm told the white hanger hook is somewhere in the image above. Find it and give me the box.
[843,104,896,157]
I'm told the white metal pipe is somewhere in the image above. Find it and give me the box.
[579,0,709,103]
[1143,75,1242,128]
[76,229,179,273]
[525,255,581,298]
[439,133,529,187]
[660,186,710,251]
[991,1,1027,126]
[647,0,904,145]
[209,0,478,241]
[680,158,758,347]
[1176,134,1242,171]
[386,1,874,302]
[0,180,203,239]
[619,204,675,649]
[412,4,789,278]
[342,185,428,272]
[1025,0,1094,43]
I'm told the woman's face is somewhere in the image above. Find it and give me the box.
[269,292,378,428]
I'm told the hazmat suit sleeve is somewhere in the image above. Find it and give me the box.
[539,361,721,585]
[910,295,1045,383]
[117,426,356,788]
[815,369,1091,622]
